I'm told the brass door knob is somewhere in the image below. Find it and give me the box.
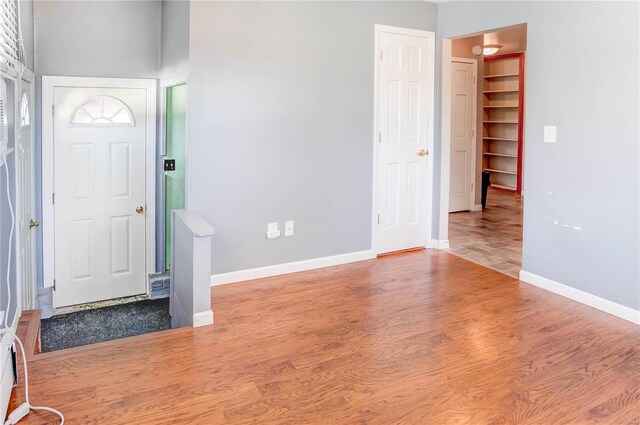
[29,219,40,229]
[417,149,428,157]
[135,205,144,214]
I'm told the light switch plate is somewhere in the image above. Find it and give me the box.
[285,221,294,237]
[544,125,557,143]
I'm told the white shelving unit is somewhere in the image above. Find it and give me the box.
[482,53,524,193]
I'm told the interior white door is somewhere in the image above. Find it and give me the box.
[449,60,476,212]
[17,80,36,309]
[53,87,147,307]
[377,31,431,254]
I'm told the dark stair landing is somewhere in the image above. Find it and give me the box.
[40,298,171,352]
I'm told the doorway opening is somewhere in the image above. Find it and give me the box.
[147,82,187,300]
[39,76,170,349]
[42,76,157,309]
[164,83,187,271]
[440,24,526,277]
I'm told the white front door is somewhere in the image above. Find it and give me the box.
[17,80,36,309]
[53,87,148,307]
[449,60,476,212]
[376,29,432,254]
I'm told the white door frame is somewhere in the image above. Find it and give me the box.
[450,56,478,213]
[17,68,36,309]
[438,39,453,243]
[41,76,157,297]
[371,25,435,255]
[158,81,189,271]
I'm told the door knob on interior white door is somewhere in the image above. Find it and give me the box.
[136,205,144,214]
[417,149,428,157]
[29,219,39,229]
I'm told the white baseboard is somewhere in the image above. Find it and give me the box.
[193,310,214,327]
[472,204,483,212]
[431,239,450,249]
[211,250,375,286]
[519,270,640,325]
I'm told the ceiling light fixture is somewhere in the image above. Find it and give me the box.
[482,45,501,56]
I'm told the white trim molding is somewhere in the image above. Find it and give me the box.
[519,270,640,325]
[438,38,452,243]
[193,311,214,328]
[211,250,375,286]
[430,240,450,249]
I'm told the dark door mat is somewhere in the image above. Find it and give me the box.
[41,298,171,352]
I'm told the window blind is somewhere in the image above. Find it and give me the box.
[0,0,19,73]
[0,78,7,151]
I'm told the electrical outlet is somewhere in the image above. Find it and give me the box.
[266,222,280,240]
[285,221,294,236]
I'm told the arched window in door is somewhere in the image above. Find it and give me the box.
[20,91,30,128]
[70,95,135,127]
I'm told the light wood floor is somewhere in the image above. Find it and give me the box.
[11,251,639,424]
[448,188,523,278]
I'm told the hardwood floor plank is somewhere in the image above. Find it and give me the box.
[9,250,639,424]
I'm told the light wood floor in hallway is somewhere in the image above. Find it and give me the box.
[11,251,639,424]
[448,188,523,278]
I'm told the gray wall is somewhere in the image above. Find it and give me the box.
[160,0,189,85]
[187,1,437,273]
[19,0,34,71]
[34,0,161,78]
[437,1,640,310]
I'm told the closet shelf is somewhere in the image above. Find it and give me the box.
[482,53,524,195]
[484,73,519,79]
[491,184,517,191]
[484,168,517,175]
[484,152,517,158]
[483,137,518,142]
[483,89,519,94]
